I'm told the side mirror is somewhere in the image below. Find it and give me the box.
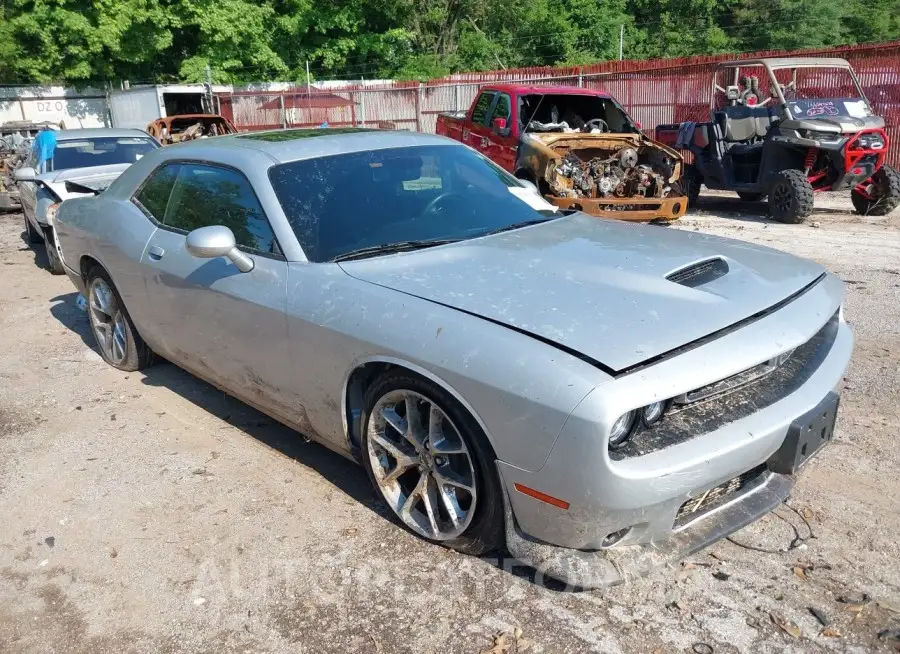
[13,166,36,182]
[185,225,254,273]
[492,116,509,134]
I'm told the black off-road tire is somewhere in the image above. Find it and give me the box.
[44,227,65,275]
[361,371,504,556]
[851,165,900,217]
[683,164,702,208]
[768,169,814,224]
[85,266,153,372]
[738,192,765,202]
[24,215,43,244]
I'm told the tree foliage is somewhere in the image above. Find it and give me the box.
[0,0,898,84]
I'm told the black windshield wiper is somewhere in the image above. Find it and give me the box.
[481,217,554,237]
[332,239,462,262]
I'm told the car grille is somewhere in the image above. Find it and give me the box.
[674,464,768,528]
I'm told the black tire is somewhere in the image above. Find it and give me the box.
[24,215,43,244]
[360,371,504,556]
[85,266,153,372]
[44,227,65,275]
[768,169,814,224]
[737,192,765,202]
[682,164,702,208]
[851,165,900,217]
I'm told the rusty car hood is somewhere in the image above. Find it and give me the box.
[339,214,826,372]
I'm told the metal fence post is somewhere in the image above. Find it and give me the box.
[454,83,461,112]
[279,94,286,128]
[360,91,366,127]
[416,83,424,132]
[578,67,584,88]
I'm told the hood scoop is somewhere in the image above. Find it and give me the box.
[666,258,729,288]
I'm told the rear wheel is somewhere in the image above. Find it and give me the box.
[361,371,504,556]
[86,267,152,371]
[737,192,765,202]
[768,169,814,224]
[24,215,42,244]
[851,165,900,216]
[683,164,702,208]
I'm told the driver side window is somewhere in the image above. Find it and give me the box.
[162,164,281,256]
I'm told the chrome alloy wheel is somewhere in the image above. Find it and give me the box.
[367,390,477,540]
[88,278,127,365]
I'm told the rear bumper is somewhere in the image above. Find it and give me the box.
[548,194,688,222]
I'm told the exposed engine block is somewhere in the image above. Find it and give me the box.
[551,147,671,200]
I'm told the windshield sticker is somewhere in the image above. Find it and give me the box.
[508,186,558,212]
[844,100,871,118]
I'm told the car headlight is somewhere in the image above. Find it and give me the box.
[46,202,60,224]
[608,411,638,448]
[642,401,666,426]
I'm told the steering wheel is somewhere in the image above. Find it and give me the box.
[422,191,466,217]
[583,118,609,133]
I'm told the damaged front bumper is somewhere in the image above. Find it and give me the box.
[494,274,852,588]
[501,466,793,588]
[548,194,688,222]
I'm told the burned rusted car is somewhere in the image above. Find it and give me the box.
[146,114,237,145]
[437,85,687,222]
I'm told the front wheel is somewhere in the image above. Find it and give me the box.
[44,227,65,275]
[768,170,814,223]
[361,371,504,555]
[24,215,43,244]
[86,267,152,371]
[851,165,900,216]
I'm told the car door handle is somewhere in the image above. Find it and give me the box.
[147,245,165,260]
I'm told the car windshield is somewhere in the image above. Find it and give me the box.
[269,144,559,262]
[51,136,158,172]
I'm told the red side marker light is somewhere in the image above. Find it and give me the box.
[514,483,570,510]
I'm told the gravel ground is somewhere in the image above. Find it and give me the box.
[1,195,899,654]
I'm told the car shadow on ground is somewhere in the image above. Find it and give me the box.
[47,290,577,590]
[17,228,54,273]
[47,290,379,508]
[690,194,851,222]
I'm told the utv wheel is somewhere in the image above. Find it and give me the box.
[44,227,65,275]
[361,371,504,556]
[852,165,900,217]
[24,216,43,244]
[738,192,765,202]
[768,170,814,224]
[683,164,703,208]
[86,266,152,372]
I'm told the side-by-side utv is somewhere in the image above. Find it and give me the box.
[657,58,899,223]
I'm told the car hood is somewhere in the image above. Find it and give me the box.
[339,214,825,372]
[37,163,129,200]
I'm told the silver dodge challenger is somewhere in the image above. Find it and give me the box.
[55,129,852,587]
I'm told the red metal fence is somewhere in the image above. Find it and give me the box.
[215,41,900,164]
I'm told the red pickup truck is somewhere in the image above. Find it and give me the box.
[436,85,688,221]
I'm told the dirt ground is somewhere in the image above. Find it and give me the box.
[1,194,899,654]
